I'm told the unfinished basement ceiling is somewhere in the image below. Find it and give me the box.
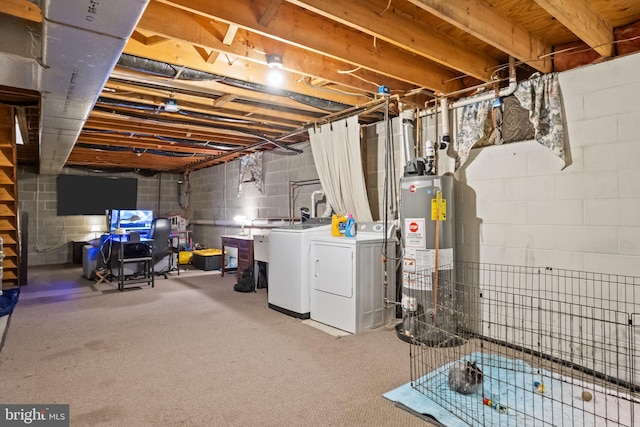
[1,0,640,175]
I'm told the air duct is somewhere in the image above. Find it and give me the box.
[38,0,150,175]
[0,14,40,91]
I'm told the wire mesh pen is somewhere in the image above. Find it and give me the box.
[404,262,640,426]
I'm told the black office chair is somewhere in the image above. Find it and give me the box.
[149,217,172,278]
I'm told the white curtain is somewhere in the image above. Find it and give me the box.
[308,115,373,222]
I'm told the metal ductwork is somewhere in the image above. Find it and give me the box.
[0,14,41,91]
[38,0,149,175]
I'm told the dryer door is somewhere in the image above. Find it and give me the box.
[311,243,352,297]
[310,241,356,333]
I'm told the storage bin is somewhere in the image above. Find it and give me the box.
[192,249,223,271]
[178,251,192,265]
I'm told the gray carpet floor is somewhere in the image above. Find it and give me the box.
[0,264,435,426]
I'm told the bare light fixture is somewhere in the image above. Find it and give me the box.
[164,98,180,112]
[266,53,283,69]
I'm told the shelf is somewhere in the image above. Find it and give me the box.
[114,238,154,291]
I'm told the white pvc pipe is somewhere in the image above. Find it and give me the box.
[421,56,517,117]
[311,190,324,217]
[400,106,416,162]
[189,218,290,228]
[440,97,450,140]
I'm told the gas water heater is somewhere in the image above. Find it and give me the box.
[399,174,455,341]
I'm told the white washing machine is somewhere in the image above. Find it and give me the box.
[268,220,332,318]
[309,223,396,333]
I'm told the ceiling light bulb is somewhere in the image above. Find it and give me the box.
[267,69,284,86]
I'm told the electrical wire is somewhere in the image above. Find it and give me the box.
[336,67,380,89]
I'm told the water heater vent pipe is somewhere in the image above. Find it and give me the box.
[400,107,416,163]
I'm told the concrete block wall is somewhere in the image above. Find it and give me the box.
[17,166,182,266]
[454,51,640,277]
[187,142,321,250]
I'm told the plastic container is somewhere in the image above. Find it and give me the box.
[345,214,356,237]
[331,214,347,236]
[192,249,223,271]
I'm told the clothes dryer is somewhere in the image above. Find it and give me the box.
[309,223,396,333]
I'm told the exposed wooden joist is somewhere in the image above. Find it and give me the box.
[223,24,239,45]
[101,81,319,126]
[213,94,237,107]
[258,0,284,27]
[66,148,209,172]
[287,0,497,81]
[130,31,168,46]
[132,5,389,102]
[107,69,338,116]
[533,0,614,57]
[85,114,265,146]
[406,0,552,73]
[193,46,221,64]
[153,0,463,92]
[0,0,41,22]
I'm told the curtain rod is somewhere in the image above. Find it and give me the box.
[276,94,400,142]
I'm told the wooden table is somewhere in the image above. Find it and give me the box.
[220,235,254,280]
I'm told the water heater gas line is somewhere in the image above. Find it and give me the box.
[433,190,441,323]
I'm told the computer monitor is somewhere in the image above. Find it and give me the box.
[108,209,154,233]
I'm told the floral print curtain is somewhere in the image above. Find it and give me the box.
[454,72,565,170]
[513,72,566,166]
[455,98,492,169]
[238,152,263,195]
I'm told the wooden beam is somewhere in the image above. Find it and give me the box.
[130,31,168,46]
[151,0,464,92]
[212,94,237,107]
[130,30,148,45]
[0,0,41,22]
[533,0,613,58]
[258,0,284,27]
[406,0,552,73]
[122,39,375,108]
[223,24,239,45]
[194,46,221,64]
[287,0,497,81]
[146,35,169,46]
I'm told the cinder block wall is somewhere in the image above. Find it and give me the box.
[455,52,640,276]
[187,141,321,250]
[17,167,183,266]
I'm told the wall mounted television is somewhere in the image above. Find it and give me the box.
[57,175,138,215]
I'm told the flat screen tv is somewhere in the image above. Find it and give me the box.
[57,175,137,215]
[109,210,154,233]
